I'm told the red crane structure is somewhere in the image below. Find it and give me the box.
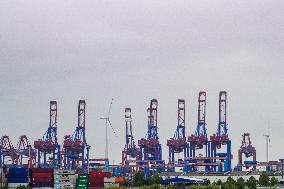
[238,133,256,171]
[16,135,36,168]
[0,135,19,167]
[121,108,142,175]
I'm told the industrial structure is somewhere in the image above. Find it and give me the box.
[138,99,164,174]
[187,92,210,172]
[209,91,232,172]
[121,108,141,175]
[0,135,18,167]
[16,135,36,168]
[167,99,189,172]
[63,100,89,172]
[237,133,256,171]
[5,91,284,179]
[34,101,61,168]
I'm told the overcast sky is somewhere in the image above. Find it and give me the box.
[0,0,283,166]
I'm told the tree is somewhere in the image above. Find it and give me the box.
[246,176,257,189]
[148,173,162,185]
[221,177,237,189]
[216,179,222,185]
[236,177,245,189]
[132,170,146,186]
[270,176,279,186]
[226,177,236,185]
[258,172,270,186]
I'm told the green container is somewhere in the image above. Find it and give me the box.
[77,178,88,183]
[77,186,88,189]
[78,174,89,179]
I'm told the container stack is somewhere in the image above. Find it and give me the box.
[31,168,54,188]
[76,174,89,189]
[88,172,111,189]
[7,167,29,188]
[54,169,76,189]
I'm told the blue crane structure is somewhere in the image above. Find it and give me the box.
[167,99,189,171]
[121,108,142,175]
[34,101,61,168]
[209,91,232,172]
[188,92,210,172]
[63,100,89,172]
[138,99,164,175]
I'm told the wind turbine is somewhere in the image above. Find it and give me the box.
[100,98,117,159]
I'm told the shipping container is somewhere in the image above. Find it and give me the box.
[31,168,53,173]
[32,172,53,178]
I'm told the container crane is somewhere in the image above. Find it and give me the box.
[188,92,210,172]
[210,91,232,172]
[121,108,141,175]
[138,99,164,175]
[63,100,89,172]
[167,99,189,171]
[0,135,19,167]
[238,133,256,171]
[16,135,36,168]
[34,101,61,168]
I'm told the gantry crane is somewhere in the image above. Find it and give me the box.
[121,108,141,175]
[138,99,164,175]
[34,101,61,168]
[238,133,256,171]
[16,135,36,168]
[188,92,210,172]
[167,99,189,171]
[0,135,19,167]
[210,91,232,172]
[63,100,89,172]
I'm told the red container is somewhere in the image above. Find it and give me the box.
[89,176,104,187]
[32,177,53,182]
[32,173,53,178]
[89,172,111,178]
[30,168,53,173]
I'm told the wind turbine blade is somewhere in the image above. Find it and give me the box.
[107,98,114,117]
[108,119,117,137]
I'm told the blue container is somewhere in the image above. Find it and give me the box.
[9,167,29,174]
[32,182,53,187]
[7,172,29,178]
[8,177,29,183]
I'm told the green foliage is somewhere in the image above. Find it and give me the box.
[258,172,270,186]
[236,177,245,189]
[139,184,160,189]
[216,179,222,185]
[0,186,8,189]
[147,173,162,185]
[133,170,147,187]
[246,176,257,189]
[203,178,210,185]
[270,176,278,186]
[15,185,27,189]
